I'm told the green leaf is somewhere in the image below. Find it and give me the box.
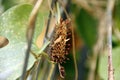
[99,47,120,80]
[0,3,48,80]
[75,9,98,48]
[114,0,120,29]
[2,0,30,10]
[0,4,35,80]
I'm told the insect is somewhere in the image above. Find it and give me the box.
[48,18,72,78]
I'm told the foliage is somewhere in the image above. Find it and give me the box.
[0,3,48,80]
[0,0,120,80]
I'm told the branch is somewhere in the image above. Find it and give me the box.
[21,0,43,79]
[35,0,56,80]
[71,22,78,80]
[106,0,115,80]
[45,0,56,39]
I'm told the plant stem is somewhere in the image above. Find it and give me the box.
[21,0,43,79]
[47,64,55,80]
[56,2,60,24]
[45,0,56,39]
[106,0,115,80]
[72,22,78,80]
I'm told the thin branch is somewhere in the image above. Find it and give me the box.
[34,60,42,80]
[34,0,56,79]
[106,0,115,80]
[29,60,40,80]
[71,22,78,80]
[56,2,60,24]
[47,64,55,80]
[87,0,107,8]
[21,0,43,80]
[90,15,107,80]
[45,0,56,39]
[57,0,70,20]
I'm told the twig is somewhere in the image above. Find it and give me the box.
[71,22,78,80]
[34,59,42,80]
[87,0,107,7]
[21,0,43,79]
[47,64,55,80]
[29,60,41,80]
[45,0,56,39]
[88,14,107,80]
[56,2,60,24]
[34,0,56,79]
[106,0,115,80]
[57,0,70,20]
